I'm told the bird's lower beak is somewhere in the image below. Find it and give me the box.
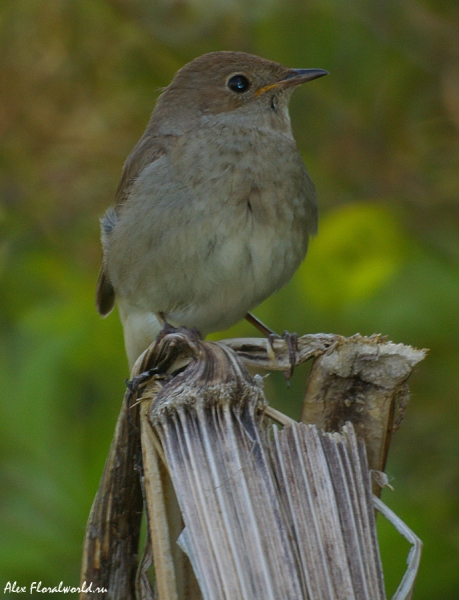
[256,68,328,96]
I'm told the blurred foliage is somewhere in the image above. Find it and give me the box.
[1,0,458,597]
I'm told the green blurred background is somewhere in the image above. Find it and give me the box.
[1,0,458,597]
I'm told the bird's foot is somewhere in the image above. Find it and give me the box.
[245,313,298,384]
[125,366,167,395]
[268,331,299,385]
[125,323,203,396]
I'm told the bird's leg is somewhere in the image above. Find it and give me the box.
[244,312,277,336]
[156,311,178,340]
[244,313,298,383]
[156,312,203,342]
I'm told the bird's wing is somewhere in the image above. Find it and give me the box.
[96,134,165,316]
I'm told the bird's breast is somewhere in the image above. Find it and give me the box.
[170,126,315,296]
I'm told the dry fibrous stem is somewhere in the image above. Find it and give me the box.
[80,330,426,600]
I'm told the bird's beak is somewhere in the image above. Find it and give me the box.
[256,68,328,96]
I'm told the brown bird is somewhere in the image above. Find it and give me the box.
[96,51,327,369]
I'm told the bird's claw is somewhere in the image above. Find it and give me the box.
[125,367,163,395]
[268,330,299,385]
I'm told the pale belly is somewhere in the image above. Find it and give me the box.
[116,194,308,368]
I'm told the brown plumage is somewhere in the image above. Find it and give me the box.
[96,51,327,367]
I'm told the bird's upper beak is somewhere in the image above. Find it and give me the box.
[256,68,328,96]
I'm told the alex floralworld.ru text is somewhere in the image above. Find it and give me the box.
[4,581,108,594]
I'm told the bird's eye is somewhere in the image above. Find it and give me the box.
[227,74,251,93]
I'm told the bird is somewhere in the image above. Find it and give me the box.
[96,51,327,369]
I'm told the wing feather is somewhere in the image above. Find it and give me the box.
[95,133,165,316]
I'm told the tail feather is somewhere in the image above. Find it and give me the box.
[96,267,116,316]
